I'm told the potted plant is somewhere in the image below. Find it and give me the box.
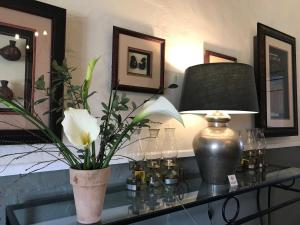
[0,58,184,224]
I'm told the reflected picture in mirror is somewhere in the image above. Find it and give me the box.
[0,23,33,113]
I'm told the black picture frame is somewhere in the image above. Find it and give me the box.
[112,26,165,94]
[254,23,298,137]
[0,0,66,144]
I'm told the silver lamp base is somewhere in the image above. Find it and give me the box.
[193,112,243,185]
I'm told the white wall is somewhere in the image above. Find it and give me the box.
[1,0,300,175]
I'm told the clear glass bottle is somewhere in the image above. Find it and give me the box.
[126,129,146,191]
[161,128,179,185]
[145,128,161,161]
[244,129,257,169]
[255,128,266,168]
[162,128,177,160]
[145,128,162,187]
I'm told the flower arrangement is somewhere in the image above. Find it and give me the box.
[0,58,184,171]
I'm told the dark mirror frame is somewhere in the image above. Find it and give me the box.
[0,0,66,144]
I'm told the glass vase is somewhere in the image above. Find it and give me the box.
[145,128,162,187]
[161,128,179,185]
[126,129,145,191]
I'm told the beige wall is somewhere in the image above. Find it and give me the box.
[1,0,300,174]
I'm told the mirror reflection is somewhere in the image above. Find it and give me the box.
[0,23,33,113]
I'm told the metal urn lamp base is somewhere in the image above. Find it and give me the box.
[180,63,259,185]
[193,112,243,184]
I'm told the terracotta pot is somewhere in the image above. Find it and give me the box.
[70,167,111,224]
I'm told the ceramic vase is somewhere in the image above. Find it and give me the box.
[69,167,111,224]
[0,40,21,61]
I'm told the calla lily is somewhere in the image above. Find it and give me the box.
[85,57,99,90]
[62,108,100,149]
[81,57,99,111]
[132,96,184,126]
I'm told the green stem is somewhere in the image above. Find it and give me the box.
[102,122,136,168]
[0,97,81,169]
[91,142,96,168]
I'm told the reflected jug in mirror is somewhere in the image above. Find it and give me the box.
[0,40,21,61]
[0,80,13,100]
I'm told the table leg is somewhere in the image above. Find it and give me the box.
[268,186,272,225]
[256,189,264,225]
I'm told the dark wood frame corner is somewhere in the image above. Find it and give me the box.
[112,26,165,94]
[204,50,237,63]
[254,22,298,137]
[0,0,66,144]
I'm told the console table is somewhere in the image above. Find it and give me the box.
[6,165,300,225]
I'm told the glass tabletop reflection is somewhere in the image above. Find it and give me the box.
[8,165,300,225]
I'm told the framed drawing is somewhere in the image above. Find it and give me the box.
[112,26,165,93]
[0,0,66,144]
[254,23,298,137]
[204,50,237,63]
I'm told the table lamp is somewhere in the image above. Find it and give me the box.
[180,63,259,185]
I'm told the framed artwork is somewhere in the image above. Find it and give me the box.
[204,50,237,63]
[254,23,298,137]
[0,0,66,144]
[112,26,165,93]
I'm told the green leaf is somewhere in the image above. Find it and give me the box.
[117,105,128,111]
[168,83,178,89]
[112,99,119,109]
[52,60,67,73]
[117,114,122,124]
[124,134,130,140]
[101,115,108,120]
[121,97,130,105]
[34,97,48,105]
[131,101,137,109]
[87,91,97,98]
[101,102,109,110]
[35,75,46,90]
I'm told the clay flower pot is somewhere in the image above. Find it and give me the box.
[70,167,111,224]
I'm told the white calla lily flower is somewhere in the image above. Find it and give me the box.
[62,108,100,149]
[133,96,184,126]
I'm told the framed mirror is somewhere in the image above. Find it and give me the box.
[0,0,66,144]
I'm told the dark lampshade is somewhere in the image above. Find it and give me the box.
[179,63,259,114]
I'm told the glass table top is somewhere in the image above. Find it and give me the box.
[7,165,300,225]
